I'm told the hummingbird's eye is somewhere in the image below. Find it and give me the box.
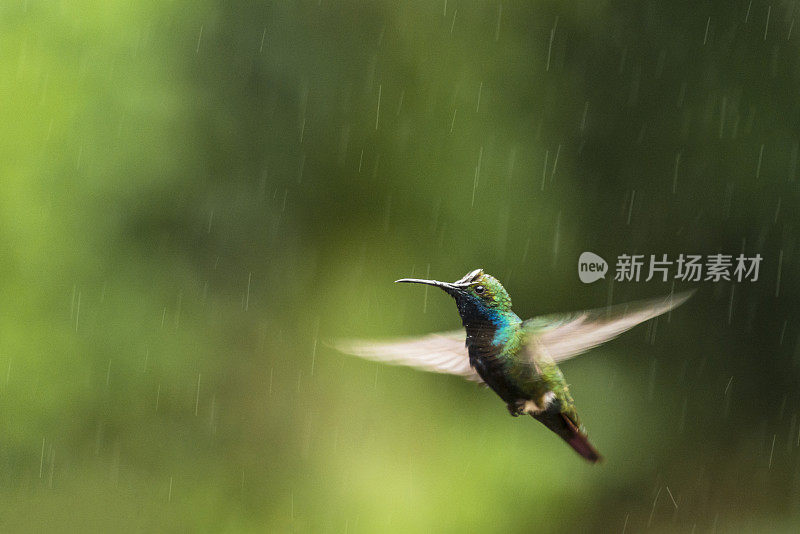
[475,285,485,294]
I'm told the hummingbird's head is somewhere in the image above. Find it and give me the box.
[395,269,513,325]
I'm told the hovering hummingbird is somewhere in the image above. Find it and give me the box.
[336,269,694,463]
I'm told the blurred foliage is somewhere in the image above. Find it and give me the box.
[1,0,800,532]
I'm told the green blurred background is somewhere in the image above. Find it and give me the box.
[2,1,799,531]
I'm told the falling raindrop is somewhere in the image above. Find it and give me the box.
[665,486,678,509]
[472,146,483,206]
[546,17,558,71]
[541,149,548,191]
[647,486,663,528]
[375,84,382,130]
[550,144,561,182]
[756,144,765,179]
[768,433,776,468]
[195,373,201,416]
[39,437,45,478]
[75,290,81,332]
[245,272,252,311]
[627,190,636,225]
[494,4,502,41]
[580,101,589,132]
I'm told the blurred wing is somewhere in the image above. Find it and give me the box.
[332,330,483,382]
[525,290,695,363]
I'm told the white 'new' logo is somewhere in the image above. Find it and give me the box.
[578,252,608,283]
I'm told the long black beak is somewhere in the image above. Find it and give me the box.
[394,278,459,294]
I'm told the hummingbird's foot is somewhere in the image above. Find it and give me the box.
[508,394,558,417]
[507,400,532,417]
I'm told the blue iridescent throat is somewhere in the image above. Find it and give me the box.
[490,312,522,346]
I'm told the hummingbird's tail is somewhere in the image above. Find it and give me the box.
[533,410,602,463]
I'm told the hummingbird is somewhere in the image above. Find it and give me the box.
[336,269,694,463]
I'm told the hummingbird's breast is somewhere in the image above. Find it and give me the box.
[464,317,537,405]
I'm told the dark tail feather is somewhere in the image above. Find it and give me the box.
[533,411,602,463]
